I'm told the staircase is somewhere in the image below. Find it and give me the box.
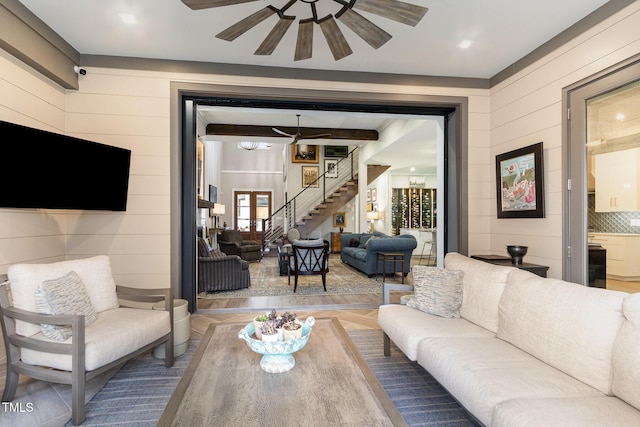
[261,148,389,250]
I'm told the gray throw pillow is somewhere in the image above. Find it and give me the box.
[35,271,98,340]
[406,266,464,318]
[363,236,378,249]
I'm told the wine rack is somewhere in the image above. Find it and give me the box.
[391,188,436,235]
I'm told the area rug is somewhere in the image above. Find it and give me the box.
[348,329,480,427]
[75,329,478,426]
[198,255,389,298]
[63,340,199,426]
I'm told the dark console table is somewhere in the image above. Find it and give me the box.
[471,255,549,278]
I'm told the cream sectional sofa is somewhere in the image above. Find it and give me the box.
[377,253,640,426]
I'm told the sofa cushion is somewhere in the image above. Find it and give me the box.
[612,293,640,411]
[444,252,513,333]
[406,266,463,318]
[363,236,378,248]
[358,235,372,248]
[377,304,494,360]
[35,271,98,340]
[416,336,604,426]
[492,396,640,427]
[21,307,170,371]
[8,255,120,337]
[498,269,627,394]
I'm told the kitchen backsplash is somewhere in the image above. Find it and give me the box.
[588,194,640,233]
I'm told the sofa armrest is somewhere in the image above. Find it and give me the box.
[367,236,417,252]
[382,282,414,305]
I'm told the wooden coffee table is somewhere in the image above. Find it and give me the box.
[158,318,406,426]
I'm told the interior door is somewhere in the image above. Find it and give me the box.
[235,191,272,242]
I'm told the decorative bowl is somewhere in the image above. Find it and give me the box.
[506,245,528,265]
[239,316,315,373]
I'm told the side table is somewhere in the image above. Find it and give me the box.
[376,252,405,283]
[471,255,549,278]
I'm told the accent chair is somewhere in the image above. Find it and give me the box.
[197,237,251,292]
[218,230,262,262]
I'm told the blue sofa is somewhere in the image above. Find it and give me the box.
[340,232,417,277]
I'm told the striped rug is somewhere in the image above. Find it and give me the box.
[73,330,479,426]
[348,329,480,427]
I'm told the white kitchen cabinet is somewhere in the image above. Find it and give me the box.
[595,148,640,212]
[588,233,640,280]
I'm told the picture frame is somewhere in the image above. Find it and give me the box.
[324,145,348,157]
[292,144,319,163]
[333,211,346,228]
[301,166,319,188]
[495,142,545,218]
[366,188,371,201]
[325,159,338,178]
[371,188,377,202]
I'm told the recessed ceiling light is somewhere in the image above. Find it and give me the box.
[410,167,416,172]
[616,113,625,121]
[458,40,474,49]
[118,13,138,25]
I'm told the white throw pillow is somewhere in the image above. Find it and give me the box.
[35,271,97,340]
[406,266,464,318]
[8,255,119,337]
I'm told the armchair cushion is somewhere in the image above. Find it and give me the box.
[8,255,119,337]
[21,307,170,371]
[35,271,97,340]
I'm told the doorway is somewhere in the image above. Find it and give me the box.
[235,190,272,242]
[175,85,469,311]
[565,54,640,288]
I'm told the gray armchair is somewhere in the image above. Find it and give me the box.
[197,237,251,292]
[218,230,262,262]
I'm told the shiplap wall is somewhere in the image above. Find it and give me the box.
[489,1,640,277]
[0,49,68,270]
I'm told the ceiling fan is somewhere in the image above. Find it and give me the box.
[180,0,428,61]
[272,114,331,144]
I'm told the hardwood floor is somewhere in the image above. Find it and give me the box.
[192,292,409,339]
[606,278,640,293]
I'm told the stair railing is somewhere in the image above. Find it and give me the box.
[262,147,359,249]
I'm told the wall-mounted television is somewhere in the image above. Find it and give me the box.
[0,120,131,211]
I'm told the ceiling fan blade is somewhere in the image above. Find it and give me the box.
[353,0,428,27]
[318,16,353,61]
[294,19,314,61]
[337,8,391,49]
[255,16,295,55]
[216,7,276,41]
[181,0,260,10]
[272,127,294,137]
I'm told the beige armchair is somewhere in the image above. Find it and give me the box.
[0,256,173,425]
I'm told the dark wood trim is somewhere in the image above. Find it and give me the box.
[206,123,378,140]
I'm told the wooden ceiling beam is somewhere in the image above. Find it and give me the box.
[206,124,379,140]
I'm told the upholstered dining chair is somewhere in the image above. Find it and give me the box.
[289,239,330,293]
[282,228,301,256]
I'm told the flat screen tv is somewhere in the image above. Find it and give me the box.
[0,120,131,211]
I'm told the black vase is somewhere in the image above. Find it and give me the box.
[506,245,528,265]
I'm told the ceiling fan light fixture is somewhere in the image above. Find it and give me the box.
[238,141,271,150]
[189,0,428,61]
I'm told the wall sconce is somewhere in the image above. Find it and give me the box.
[366,211,379,233]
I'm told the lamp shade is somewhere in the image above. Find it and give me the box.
[212,204,225,215]
[366,211,379,221]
